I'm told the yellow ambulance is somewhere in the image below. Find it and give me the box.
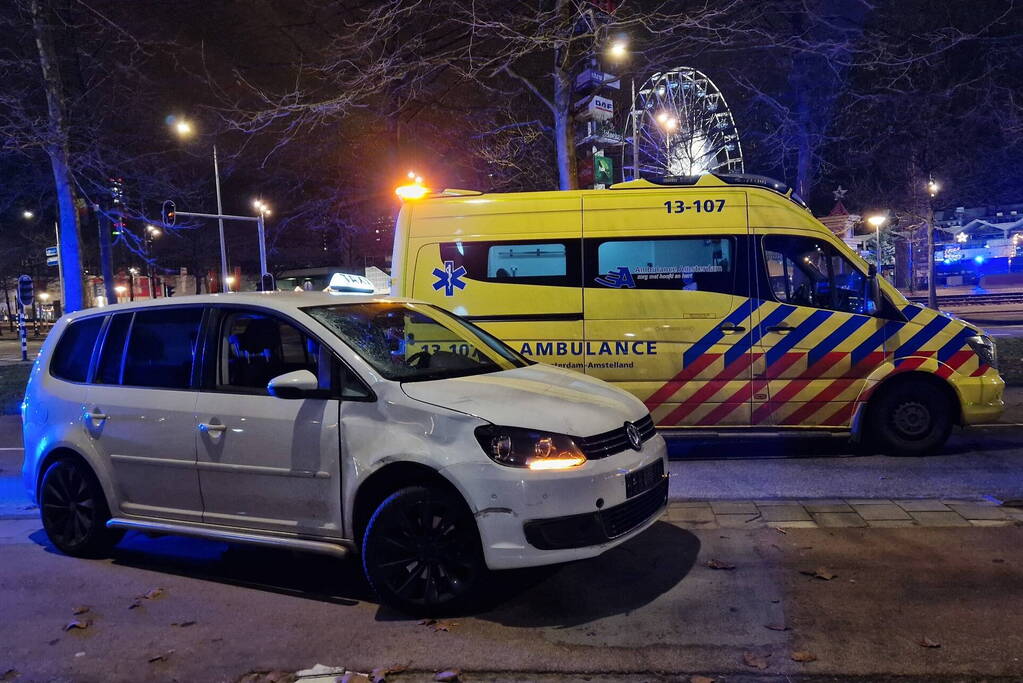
[391,173,1004,455]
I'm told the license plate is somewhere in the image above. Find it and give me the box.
[625,459,664,498]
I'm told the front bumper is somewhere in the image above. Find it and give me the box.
[442,434,669,570]
[958,372,1005,425]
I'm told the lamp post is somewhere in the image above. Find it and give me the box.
[867,214,887,273]
[171,117,229,292]
[145,224,161,298]
[606,39,639,181]
[927,177,940,309]
[252,199,271,287]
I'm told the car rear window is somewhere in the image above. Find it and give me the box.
[122,308,203,389]
[50,316,104,383]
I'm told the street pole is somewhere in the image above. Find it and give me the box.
[18,307,27,361]
[212,145,229,292]
[53,221,64,307]
[631,78,639,181]
[256,213,268,283]
[927,205,938,309]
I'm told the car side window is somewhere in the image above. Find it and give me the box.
[122,308,203,389]
[763,235,870,314]
[94,313,132,385]
[218,311,319,393]
[50,316,104,383]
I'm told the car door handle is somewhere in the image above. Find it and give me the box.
[767,324,796,333]
[86,411,109,421]
[198,423,226,434]
[719,322,745,334]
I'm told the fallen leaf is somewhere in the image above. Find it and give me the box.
[141,588,166,600]
[791,650,817,663]
[742,651,770,670]
[992,558,1005,563]
[371,664,409,682]
[764,623,790,631]
[147,650,174,663]
[776,527,788,535]
[128,600,142,610]
[419,618,457,632]
[434,671,460,682]
[72,606,90,616]
[705,559,735,570]
[690,676,715,683]
[339,674,371,683]
[800,567,837,581]
[74,652,85,658]
[918,637,941,648]
[1,669,19,682]
[171,620,196,628]
[64,619,91,631]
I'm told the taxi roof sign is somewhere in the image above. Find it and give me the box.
[326,272,376,294]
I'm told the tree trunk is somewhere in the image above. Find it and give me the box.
[553,65,577,190]
[30,0,85,312]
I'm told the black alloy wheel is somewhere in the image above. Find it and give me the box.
[39,458,121,557]
[362,485,485,615]
[868,378,954,456]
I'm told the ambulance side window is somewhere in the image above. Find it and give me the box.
[439,240,581,286]
[587,236,737,294]
[763,236,870,314]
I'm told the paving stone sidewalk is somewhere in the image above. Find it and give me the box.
[663,498,1023,529]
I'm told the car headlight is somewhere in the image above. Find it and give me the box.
[967,334,997,369]
[474,425,587,470]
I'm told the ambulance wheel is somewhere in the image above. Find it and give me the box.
[867,378,954,456]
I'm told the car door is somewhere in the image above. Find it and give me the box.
[751,233,888,428]
[581,189,757,427]
[85,307,205,522]
[194,307,343,538]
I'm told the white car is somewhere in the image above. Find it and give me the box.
[22,293,667,613]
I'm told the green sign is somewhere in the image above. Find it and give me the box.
[594,155,614,184]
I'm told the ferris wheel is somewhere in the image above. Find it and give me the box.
[628,67,744,178]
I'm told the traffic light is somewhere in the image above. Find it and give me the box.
[17,275,33,307]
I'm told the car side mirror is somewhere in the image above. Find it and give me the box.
[267,369,319,399]
[865,264,880,315]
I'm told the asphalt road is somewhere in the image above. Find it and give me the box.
[3,396,1023,681]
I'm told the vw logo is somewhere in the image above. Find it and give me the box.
[625,422,642,451]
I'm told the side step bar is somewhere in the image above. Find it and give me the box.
[107,518,352,558]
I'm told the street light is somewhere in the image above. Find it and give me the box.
[253,199,271,216]
[926,176,941,309]
[867,214,887,269]
[170,115,229,292]
[22,210,34,220]
[608,40,628,60]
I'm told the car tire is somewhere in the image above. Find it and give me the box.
[867,378,954,456]
[39,458,123,557]
[361,485,486,615]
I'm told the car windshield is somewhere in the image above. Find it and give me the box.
[303,302,530,382]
